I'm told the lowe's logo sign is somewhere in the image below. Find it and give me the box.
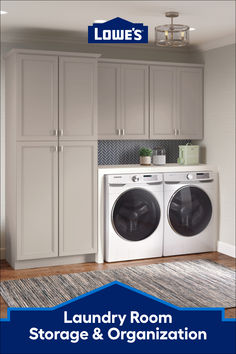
[88,17,148,43]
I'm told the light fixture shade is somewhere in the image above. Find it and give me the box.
[155,12,190,47]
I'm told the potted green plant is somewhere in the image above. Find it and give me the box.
[139,147,152,165]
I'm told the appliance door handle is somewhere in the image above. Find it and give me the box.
[109,183,126,187]
[51,146,58,152]
[199,179,214,183]
[52,129,58,136]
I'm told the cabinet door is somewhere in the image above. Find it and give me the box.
[59,141,97,256]
[17,142,58,260]
[59,57,97,140]
[17,55,58,141]
[121,64,149,139]
[150,66,177,139]
[177,67,203,139]
[98,63,121,139]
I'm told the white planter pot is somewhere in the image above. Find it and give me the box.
[140,156,151,165]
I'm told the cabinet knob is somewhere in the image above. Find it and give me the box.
[59,129,64,136]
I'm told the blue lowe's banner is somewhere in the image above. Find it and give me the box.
[88,17,148,43]
[0,281,235,354]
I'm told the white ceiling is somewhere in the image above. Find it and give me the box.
[1,1,235,50]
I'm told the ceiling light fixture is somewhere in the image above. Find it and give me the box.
[155,12,189,47]
[0,10,8,15]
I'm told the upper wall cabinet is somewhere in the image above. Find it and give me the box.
[17,54,58,141]
[150,65,203,140]
[177,67,203,139]
[98,63,121,139]
[98,62,149,140]
[59,57,97,140]
[150,66,177,139]
[121,64,149,139]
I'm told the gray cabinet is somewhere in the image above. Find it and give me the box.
[98,62,149,139]
[17,142,59,260]
[98,63,121,139]
[150,65,203,140]
[121,64,149,139]
[150,66,177,139]
[17,54,58,141]
[177,67,203,139]
[59,57,97,140]
[59,141,97,256]
[5,49,99,268]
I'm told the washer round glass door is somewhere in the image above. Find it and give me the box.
[168,186,212,237]
[112,188,160,241]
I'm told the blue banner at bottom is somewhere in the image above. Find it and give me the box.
[1,281,235,354]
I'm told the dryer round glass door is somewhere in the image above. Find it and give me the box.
[112,188,161,241]
[168,186,212,237]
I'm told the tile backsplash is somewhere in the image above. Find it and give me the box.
[98,140,191,165]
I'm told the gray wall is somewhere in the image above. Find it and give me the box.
[199,44,235,250]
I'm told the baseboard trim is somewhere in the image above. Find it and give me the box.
[217,241,236,258]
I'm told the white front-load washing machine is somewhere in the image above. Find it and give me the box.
[163,171,218,256]
[105,173,163,262]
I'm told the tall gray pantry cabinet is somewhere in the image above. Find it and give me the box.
[5,50,100,269]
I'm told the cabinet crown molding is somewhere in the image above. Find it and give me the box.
[5,48,101,59]
[99,58,204,68]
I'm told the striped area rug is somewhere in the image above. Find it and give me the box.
[1,259,235,308]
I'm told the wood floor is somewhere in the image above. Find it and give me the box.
[0,251,235,319]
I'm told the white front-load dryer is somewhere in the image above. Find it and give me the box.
[163,171,218,256]
[105,173,163,262]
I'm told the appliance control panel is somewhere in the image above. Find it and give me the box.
[164,171,214,183]
[196,172,210,179]
[106,173,163,185]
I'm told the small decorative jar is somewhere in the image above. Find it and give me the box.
[153,147,166,165]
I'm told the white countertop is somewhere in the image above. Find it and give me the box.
[98,163,217,173]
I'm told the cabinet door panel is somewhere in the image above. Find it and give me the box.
[98,63,121,139]
[121,64,149,139]
[17,55,58,141]
[17,143,58,260]
[150,66,176,139]
[177,68,203,139]
[59,57,97,140]
[59,142,97,256]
